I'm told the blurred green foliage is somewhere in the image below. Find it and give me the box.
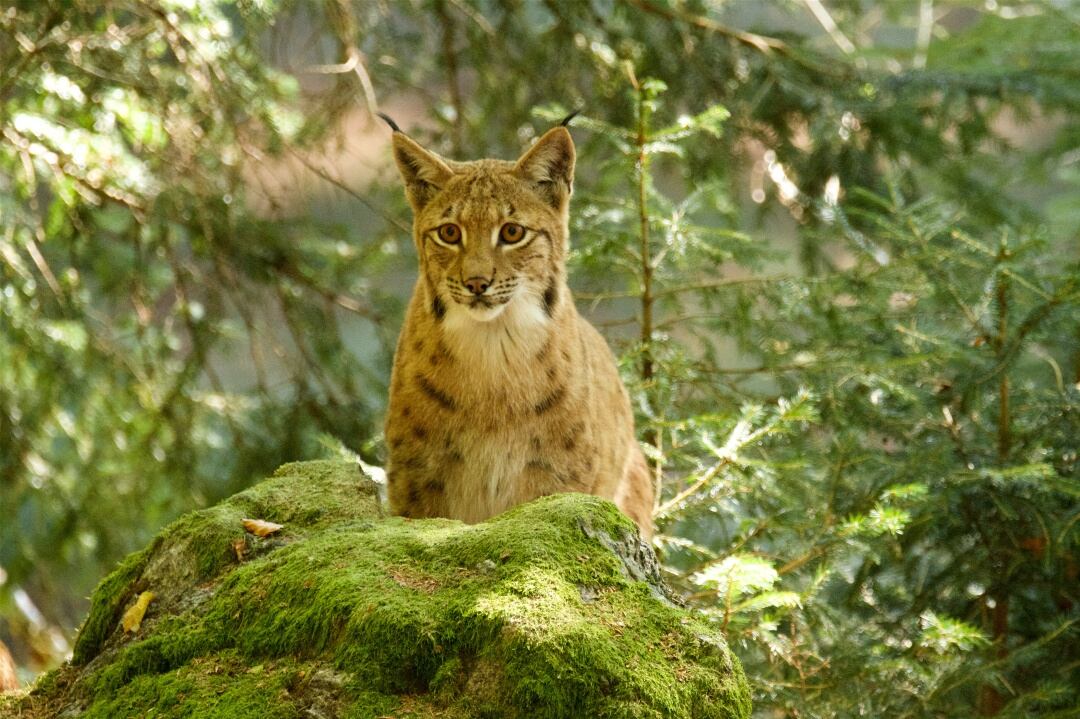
[2,1,1078,716]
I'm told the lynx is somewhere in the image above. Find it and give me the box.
[381,114,654,538]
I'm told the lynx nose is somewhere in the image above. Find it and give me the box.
[463,276,491,295]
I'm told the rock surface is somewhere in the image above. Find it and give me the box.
[2,461,751,718]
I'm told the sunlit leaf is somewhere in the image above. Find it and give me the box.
[692,554,779,597]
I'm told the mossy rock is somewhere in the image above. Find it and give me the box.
[3,461,751,718]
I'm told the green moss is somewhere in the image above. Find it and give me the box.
[19,462,750,719]
[71,542,155,664]
[82,652,352,719]
[69,461,377,669]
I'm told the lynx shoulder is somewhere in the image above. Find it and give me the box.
[382,119,653,538]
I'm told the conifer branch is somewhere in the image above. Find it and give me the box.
[623,0,789,55]
[575,274,791,301]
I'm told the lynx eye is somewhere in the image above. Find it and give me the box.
[436,223,461,245]
[499,223,526,245]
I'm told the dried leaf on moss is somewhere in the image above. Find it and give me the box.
[121,591,155,633]
[242,519,284,537]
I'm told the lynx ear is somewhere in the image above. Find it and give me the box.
[390,133,454,212]
[514,126,575,210]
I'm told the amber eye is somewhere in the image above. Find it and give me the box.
[499,223,526,245]
[436,223,461,245]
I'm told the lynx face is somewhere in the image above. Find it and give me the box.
[420,173,561,323]
[391,130,574,326]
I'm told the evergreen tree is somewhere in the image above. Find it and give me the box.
[2,1,1077,714]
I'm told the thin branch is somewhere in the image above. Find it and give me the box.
[904,216,992,339]
[0,9,64,103]
[975,278,1078,386]
[273,260,382,322]
[210,255,270,393]
[677,520,771,579]
[288,149,412,234]
[447,0,496,36]
[588,316,638,329]
[778,543,832,576]
[300,47,379,117]
[659,274,790,298]
[17,150,64,301]
[656,411,796,519]
[623,0,789,55]
[274,286,348,406]
[654,455,734,518]
[576,274,790,301]
[4,127,147,215]
[802,0,857,56]
[913,0,934,70]
[315,0,379,118]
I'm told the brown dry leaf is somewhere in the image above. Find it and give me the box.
[231,538,247,561]
[242,518,283,537]
[122,591,155,633]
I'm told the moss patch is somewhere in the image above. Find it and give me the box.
[4,461,750,718]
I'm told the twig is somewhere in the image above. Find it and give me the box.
[654,456,733,518]
[274,286,347,406]
[316,0,379,117]
[678,521,770,579]
[802,0,857,56]
[210,254,270,392]
[913,0,934,70]
[577,274,790,301]
[273,260,382,321]
[975,278,1077,386]
[0,9,64,103]
[655,417,780,518]
[778,544,831,575]
[289,149,412,234]
[447,0,496,36]
[301,47,379,118]
[17,150,64,301]
[623,0,788,55]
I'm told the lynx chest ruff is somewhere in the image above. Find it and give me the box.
[381,117,654,537]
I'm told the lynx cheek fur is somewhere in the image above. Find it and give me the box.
[383,120,654,538]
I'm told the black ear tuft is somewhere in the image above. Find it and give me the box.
[376,112,402,133]
[559,109,582,127]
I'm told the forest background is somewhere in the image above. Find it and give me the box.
[2,1,1079,716]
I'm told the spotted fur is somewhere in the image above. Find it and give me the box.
[383,125,654,538]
